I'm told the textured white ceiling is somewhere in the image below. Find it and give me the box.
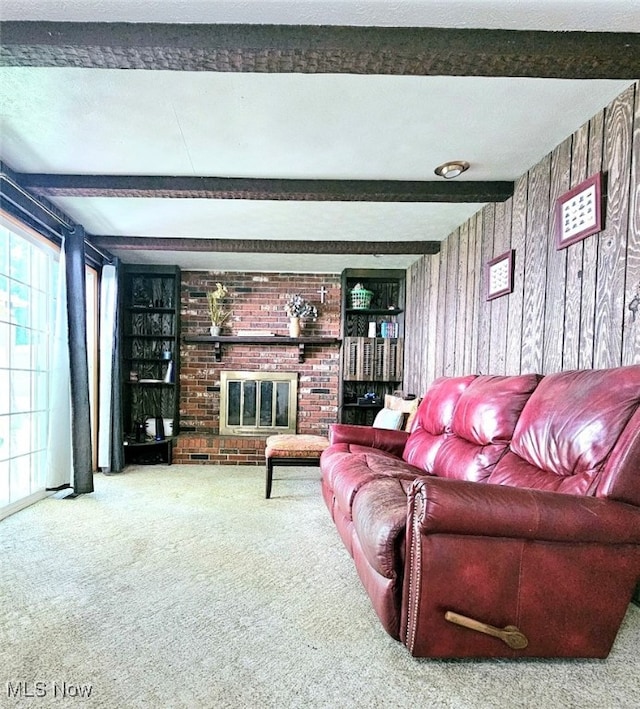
[0,70,631,182]
[0,1,637,272]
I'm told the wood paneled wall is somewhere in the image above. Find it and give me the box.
[405,82,640,395]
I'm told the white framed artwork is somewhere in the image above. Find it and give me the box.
[487,249,514,301]
[555,172,603,250]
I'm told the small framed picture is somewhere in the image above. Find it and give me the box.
[555,172,603,250]
[487,250,514,301]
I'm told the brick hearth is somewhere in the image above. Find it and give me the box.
[175,272,341,464]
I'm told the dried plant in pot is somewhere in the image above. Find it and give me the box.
[207,283,230,336]
[284,294,318,337]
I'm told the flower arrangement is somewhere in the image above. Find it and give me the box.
[284,294,318,320]
[207,282,230,326]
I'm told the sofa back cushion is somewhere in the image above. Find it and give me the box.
[402,375,476,473]
[488,366,640,502]
[432,374,541,482]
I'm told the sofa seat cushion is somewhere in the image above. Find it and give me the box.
[322,443,407,490]
[488,366,640,495]
[352,477,415,579]
[487,451,598,495]
[322,444,423,520]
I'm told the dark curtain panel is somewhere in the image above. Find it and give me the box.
[65,226,94,494]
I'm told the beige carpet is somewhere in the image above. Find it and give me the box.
[1,464,639,709]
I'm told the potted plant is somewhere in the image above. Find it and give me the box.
[207,282,230,336]
[284,294,318,337]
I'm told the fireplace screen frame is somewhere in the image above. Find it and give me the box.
[219,371,298,436]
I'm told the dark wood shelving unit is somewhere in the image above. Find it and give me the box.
[123,436,176,466]
[339,269,406,425]
[121,264,181,464]
[183,335,340,363]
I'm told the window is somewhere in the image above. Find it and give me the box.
[0,215,60,516]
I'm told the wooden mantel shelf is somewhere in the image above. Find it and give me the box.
[183,335,341,363]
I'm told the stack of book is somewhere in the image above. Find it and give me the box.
[380,321,399,338]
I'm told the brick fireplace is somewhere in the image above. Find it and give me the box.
[175,272,341,464]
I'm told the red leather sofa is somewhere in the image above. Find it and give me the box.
[320,366,640,658]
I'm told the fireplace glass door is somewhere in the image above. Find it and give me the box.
[220,371,297,435]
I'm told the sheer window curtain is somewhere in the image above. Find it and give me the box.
[46,245,72,489]
[98,262,123,473]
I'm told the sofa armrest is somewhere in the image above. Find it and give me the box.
[408,477,640,545]
[328,423,409,457]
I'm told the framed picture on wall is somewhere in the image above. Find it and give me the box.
[555,172,603,250]
[486,250,514,301]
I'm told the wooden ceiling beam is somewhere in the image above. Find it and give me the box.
[1,22,638,78]
[88,236,440,255]
[20,173,513,203]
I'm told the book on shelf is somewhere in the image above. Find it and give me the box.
[380,321,399,338]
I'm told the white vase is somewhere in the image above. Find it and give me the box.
[210,325,221,337]
[288,317,301,338]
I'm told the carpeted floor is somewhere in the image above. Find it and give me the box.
[1,464,639,709]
